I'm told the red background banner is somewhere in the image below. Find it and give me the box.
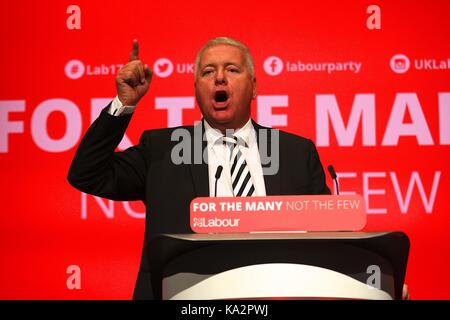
[0,0,449,299]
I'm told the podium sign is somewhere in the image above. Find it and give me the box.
[190,195,366,233]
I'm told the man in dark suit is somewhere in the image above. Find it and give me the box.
[68,37,330,299]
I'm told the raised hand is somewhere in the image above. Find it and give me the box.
[115,39,153,106]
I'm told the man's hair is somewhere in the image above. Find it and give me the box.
[194,37,255,80]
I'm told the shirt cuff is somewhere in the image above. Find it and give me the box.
[108,96,136,116]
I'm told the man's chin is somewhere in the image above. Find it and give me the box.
[209,111,233,123]
[210,118,232,126]
[204,114,234,130]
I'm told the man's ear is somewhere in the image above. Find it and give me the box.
[252,77,257,99]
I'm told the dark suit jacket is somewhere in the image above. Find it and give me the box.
[67,106,330,299]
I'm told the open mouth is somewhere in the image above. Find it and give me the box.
[214,90,230,108]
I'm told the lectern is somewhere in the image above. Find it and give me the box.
[146,232,409,300]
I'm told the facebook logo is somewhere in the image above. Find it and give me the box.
[263,56,283,76]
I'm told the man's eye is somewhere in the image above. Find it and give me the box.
[202,70,213,76]
[228,68,239,73]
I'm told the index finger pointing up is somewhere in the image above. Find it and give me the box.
[129,39,139,61]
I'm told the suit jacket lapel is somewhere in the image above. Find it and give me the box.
[253,120,281,195]
[189,120,209,197]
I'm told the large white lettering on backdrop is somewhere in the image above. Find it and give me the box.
[0,94,446,217]
[1,93,448,153]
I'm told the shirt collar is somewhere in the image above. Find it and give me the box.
[203,118,254,148]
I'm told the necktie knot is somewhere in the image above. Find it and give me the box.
[222,135,237,145]
[223,135,248,148]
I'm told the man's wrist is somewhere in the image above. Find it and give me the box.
[108,96,136,116]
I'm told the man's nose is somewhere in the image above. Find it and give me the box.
[215,69,227,85]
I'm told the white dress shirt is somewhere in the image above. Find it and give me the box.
[204,119,266,197]
[109,97,267,197]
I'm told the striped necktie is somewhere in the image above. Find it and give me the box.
[224,136,255,197]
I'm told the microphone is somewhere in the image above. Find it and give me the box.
[327,165,339,195]
[214,165,223,197]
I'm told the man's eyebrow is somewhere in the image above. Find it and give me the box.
[224,62,240,68]
[201,63,216,69]
[201,62,240,69]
